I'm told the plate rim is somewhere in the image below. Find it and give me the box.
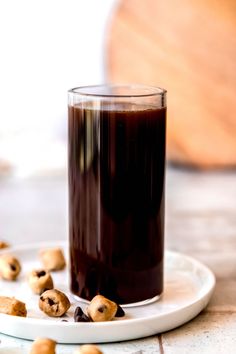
[0,240,216,327]
[0,240,216,329]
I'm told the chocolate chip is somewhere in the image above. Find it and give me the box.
[74,306,90,322]
[74,306,83,317]
[48,298,55,306]
[115,304,125,317]
[9,264,16,271]
[97,305,107,313]
[36,270,46,277]
[75,314,90,322]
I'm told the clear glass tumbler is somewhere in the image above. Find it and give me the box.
[68,84,167,305]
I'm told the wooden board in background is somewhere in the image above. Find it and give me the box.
[106,0,236,169]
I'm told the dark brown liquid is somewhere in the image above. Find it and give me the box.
[68,103,166,303]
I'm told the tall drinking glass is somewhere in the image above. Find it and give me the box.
[68,84,167,305]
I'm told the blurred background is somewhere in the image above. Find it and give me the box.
[0,0,115,177]
[1,0,236,177]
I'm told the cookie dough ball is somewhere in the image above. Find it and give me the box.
[0,296,27,317]
[0,254,21,280]
[39,289,70,317]
[40,248,66,271]
[87,295,117,322]
[74,344,103,354]
[28,269,54,295]
[30,338,57,354]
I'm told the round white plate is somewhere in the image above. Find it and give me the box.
[0,241,215,343]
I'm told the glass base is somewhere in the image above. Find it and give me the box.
[72,293,162,308]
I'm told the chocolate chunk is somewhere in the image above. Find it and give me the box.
[97,305,107,313]
[10,264,16,271]
[36,270,46,277]
[74,306,90,322]
[48,298,55,306]
[115,304,125,317]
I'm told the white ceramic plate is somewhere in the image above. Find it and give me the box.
[0,241,215,343]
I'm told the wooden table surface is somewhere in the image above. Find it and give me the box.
[0,166,236,353]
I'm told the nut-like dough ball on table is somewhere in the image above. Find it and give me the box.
[87,295,117,322]
[40,248,66,271]
[0,296,27,317]
[28,269,54,295]
[30,338,57,354]
[74,344,103,354]
[39,289,70,317]
[0,254,21,280]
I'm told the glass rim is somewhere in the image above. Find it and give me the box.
[68,84,167,98]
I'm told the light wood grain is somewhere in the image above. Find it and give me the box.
[106,0,236,168]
